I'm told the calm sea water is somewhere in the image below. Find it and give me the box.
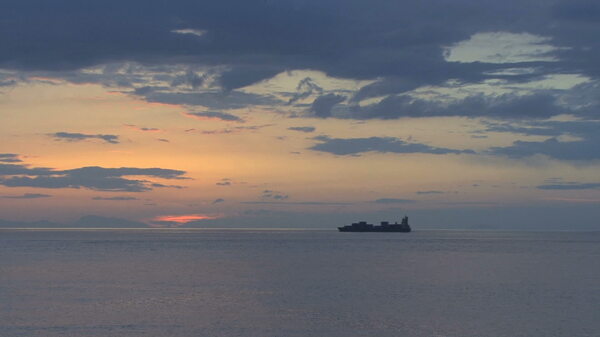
[1,229,598,337]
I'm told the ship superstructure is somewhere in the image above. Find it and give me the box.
[338,216,411,232]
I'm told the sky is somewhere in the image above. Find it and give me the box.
[1,0,599,229]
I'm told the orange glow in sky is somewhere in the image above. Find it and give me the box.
[153,214,220,223]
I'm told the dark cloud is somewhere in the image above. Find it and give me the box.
[140,90,280,110]
[311,94,346,118]
[0,154,22,163]
[171,70,207,89]
[350,77,427,103]
[0,161,187,192]
[483,123,559,136]
[309,135,474,156]
[241,201,351,205]
[374,198,416,204]
[416,190,444,195]
[0,0,536,79]
[216,178,233,186]
[552,1,600,22]
[2,193,51,199]
[287,126,316,133]
[491,138,600,161]
[52,132,120,144]
[200,124,274,135]
[0,163,54,176]
[350,93,569,120]
[124,124,161,132]
[287,77,323,105]
[548,1,600,80]
[187,111,243,122]
[212,198,225,204]
[2,0,600,177]
[0,78,18,87]
[150,182,185,189]
[2,0,599,128]
[2,1,598,92]
[537,182,600,190]
[262,189,288,200]
[242,209,273,216]
[92,196,139,200]
[218,66,284,91]
[488,120,600,161]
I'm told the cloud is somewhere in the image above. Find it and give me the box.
[51,132,120,144]
[486,120,600,161]
[212,198,225,204]
[218,66,284,91]
[311,94,346,118]
[92,196,139,200]
[3,1,598,128]
[262,189,288,200]
[444,32,563,64]
[287,77,323,105]
[288,126,316,133]
[0,0,595,98]
[490,137,600,161]
[482,122,559,137]
[241,201,351,205]
[350,93,570,120]
[2,193,51,199]
[216,178,232,186]
[416,190,444,195]
[374,198,416,204]
[0,161,187,192]
[171,28,207,38]
[537,182,600,190]
[140,90,281,110]
[0,154,22,163]
[0,1,543,80]
[200,124,273,135]
[0,163,54,176]
[170,70,208,89]
[187,111,244,122]
[124,124,161,132]
[309,135,474,156]
[2,0,600,174]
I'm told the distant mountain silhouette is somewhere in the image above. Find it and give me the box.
[0,219,62,228]
[73,215,148,228]
[0,215,148,228]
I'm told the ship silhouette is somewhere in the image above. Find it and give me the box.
[338,216,411,232]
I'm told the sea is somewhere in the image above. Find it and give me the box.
[1,229,598,337]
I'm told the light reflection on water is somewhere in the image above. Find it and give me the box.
[1,229,599,337]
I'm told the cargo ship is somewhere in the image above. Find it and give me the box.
[338,216,411,232]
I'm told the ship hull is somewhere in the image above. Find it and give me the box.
[337,227,411,232]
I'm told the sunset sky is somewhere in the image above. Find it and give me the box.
[1,0,599,229]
